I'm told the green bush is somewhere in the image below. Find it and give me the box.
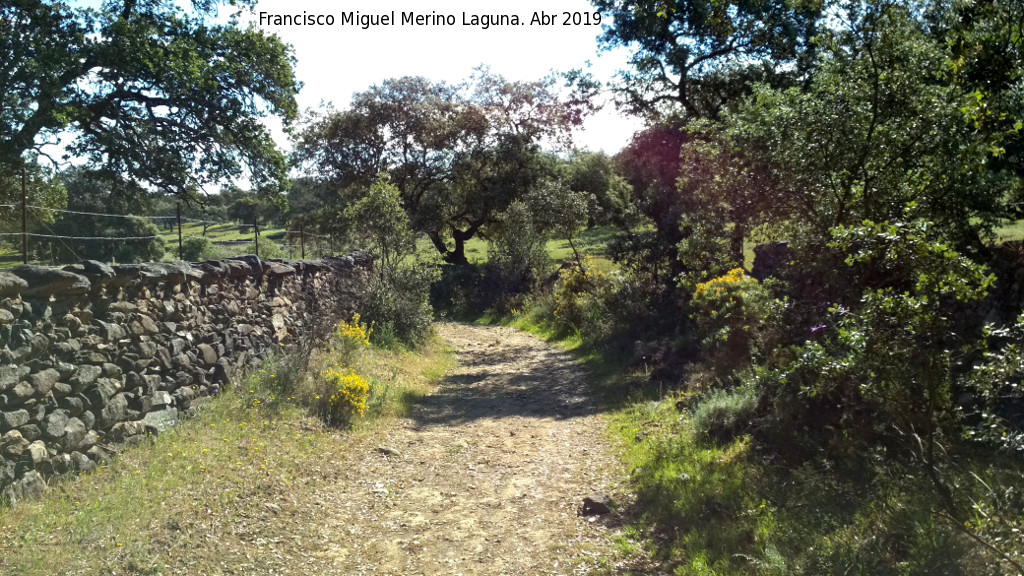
[180,235,213,261]
[604,269,680,340]
[118,232,166,264]
[246,238,287,260]
[690,268,784,378]
[552,255,617,342]
[690,387,759,442]
[740,220,1024,572]
[761,220,993,435]
[676,202,741,290]
[430,264,486,318]
[362,258,439,347]
[339,173,438,347]
[486,199,552,297]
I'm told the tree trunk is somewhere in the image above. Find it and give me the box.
[444,223,483,266]
[730,222,746,267]
[427,231,448,256]
[567,235,583,270]
[446,231,470,266]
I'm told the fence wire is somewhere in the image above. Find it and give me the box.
[0,202,335,264]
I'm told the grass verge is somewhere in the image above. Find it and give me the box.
[0,333,452,575]
[483,301,1022,575]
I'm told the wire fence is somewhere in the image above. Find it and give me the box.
[0,199,339,267]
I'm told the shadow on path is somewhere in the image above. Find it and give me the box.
[410,323,601,428]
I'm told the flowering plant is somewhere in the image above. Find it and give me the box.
[691,268,780,372]
[333,314,372,365]
[319,368,370,424]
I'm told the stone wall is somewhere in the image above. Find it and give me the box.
[0,253,372,504]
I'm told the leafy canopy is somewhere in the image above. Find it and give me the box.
[593,0,823,120]
[680,0,1024,253]
[293,68,590,265]
[1,0,299,195]
[345,174,416,281]
[48,167,165,263]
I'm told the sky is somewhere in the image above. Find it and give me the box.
[245,0,646,154]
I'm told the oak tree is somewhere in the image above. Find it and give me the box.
[1,0,298,196]
[293,69,589,265]
[592,0,822,120]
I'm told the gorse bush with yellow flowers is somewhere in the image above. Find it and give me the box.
[318,368,370,425]
[333,314,372,366]
[298,315,380,426]
[691,268,782,376]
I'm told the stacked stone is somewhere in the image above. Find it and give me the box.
[0,253,371,504]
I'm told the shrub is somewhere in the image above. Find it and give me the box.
[763,221,993,433]
[609,229,681,295]
[690,387,759,442]
[181,235,213,261]
[522,180,589,268]
[117,232,166,264]
[362,258,439,347]
[239,353,302,410]
[431,263,488,318]
[486,199,551,297]
[743,220,1024,573]
[345,174,416,279]
[341,173,438,347]
[690,268,782,377]
[247,238,287,260]
[332,314,372,366]
[552,255,616,341]
[317,368,370,426]
[677,202,740,290]
[604,269,681,340]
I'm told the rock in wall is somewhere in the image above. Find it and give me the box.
[0,252,372,504]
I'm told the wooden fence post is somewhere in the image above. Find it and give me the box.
[21,167,27,264]
[176,203,183,260]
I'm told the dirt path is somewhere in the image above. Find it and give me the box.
[279,323,630,575]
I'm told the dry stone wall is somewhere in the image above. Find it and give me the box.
[0,253,372,504]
